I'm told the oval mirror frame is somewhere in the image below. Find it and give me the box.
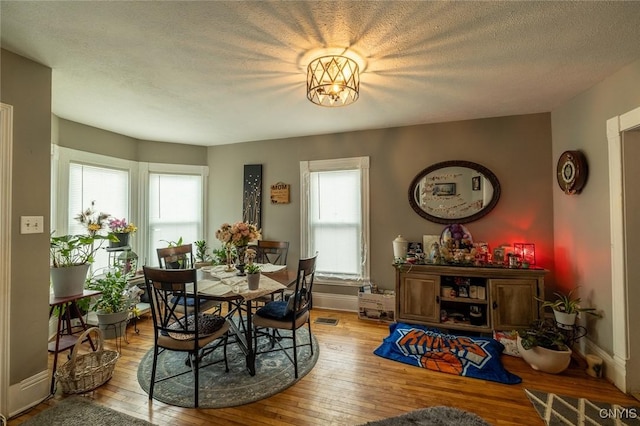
[408,160,501,224]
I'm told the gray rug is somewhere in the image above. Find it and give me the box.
[525,389,640,426]
[137,326,319,408]
[362,406,491,426]
[18,396,154,426]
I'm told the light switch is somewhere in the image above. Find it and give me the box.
[20,216,44,234]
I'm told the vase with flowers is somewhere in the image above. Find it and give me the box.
[107,217,137,248]
[50,201,117,297]
[215,221,261,276]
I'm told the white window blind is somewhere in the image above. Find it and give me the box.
[148,173,202,265]
[301,157,370,284]
[67,163,129,271]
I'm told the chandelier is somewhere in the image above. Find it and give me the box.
[307,55,360,107]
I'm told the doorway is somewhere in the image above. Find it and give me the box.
[607,106,640,394]
[0,103,14,419]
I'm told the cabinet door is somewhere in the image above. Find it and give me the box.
[397,273,440,323]
[490,279,538,330]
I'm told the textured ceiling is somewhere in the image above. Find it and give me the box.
[2,1,640,146]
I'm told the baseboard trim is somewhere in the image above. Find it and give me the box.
[8,370,49,418]
[312,293,358,312]
[584,339,627,392]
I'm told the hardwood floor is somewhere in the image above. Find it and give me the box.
[8,309,638,425]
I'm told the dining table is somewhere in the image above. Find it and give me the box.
[192,264,296,375]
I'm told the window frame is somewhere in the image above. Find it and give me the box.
[300,156,370,286]
[51,146,208,269]
[138,162,209,266]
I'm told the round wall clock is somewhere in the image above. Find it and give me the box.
[556,150,588,195]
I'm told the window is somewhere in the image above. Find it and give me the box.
[300,157,370,284]
[52,147,208,270]
[52,147,135,273]
[140,163,208,266]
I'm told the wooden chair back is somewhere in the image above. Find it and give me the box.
[290,253,318,315]
[257,240,289,265]
[156,244,194,269]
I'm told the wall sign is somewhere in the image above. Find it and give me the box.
[556,150,588,195]
[270,182,290,204]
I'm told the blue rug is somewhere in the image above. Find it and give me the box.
[137,327,318,408]
[374,322,521,384]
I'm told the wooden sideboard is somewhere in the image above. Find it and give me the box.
[394,264,546,333]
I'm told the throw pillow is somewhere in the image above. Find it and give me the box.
[170,295,204,307]
[167,314,226,340]
[256,301,290,320]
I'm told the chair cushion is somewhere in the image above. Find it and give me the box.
[171,295,205,306]
[256,300,290,320]
[167,314,226,340]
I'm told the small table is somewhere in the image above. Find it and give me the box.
[194,266,294,375]
[48,289,101,394]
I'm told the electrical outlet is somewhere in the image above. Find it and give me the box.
[20,216,44,234]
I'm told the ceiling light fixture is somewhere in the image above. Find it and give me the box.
[307,55,360,107]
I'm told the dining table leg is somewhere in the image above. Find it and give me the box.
[245,300,255,376]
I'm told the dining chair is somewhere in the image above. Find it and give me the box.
[156,244,194,269]
[256,240,289,265]
[252,253,318,378]
[156,244,221,315]
[142,266,230,408]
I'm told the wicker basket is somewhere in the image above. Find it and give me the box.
[54,327,120,394]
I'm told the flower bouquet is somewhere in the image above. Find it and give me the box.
[215,221,261,275]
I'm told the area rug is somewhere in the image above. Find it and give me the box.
[374,322,521,384]
[525,389,640,426]
[137,327,319,408]
[18,396,154,426]
[361,406,491,426]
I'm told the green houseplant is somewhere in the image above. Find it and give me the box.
[86,269,141,337]
[194,240,213,268]
[245,263,261,290]
[516,318,572,374]
[50,202,117,298]
[536,287,601,329]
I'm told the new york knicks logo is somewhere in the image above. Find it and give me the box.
[394,327,493,375]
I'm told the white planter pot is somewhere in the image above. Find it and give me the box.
[517,336,572,374]
[247,272,260,290]
[553,310,577,330]
[97,310,129,339]
[50,264,90,298]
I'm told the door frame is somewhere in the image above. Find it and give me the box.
[607,105,640,393]
[0,103,14,418]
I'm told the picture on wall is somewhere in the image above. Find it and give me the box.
[432,183,456,196]
[243,164,262,229]
[472,176,481,191]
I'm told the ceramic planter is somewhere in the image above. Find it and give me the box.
[247,272,260,290]
[50,263,90,298]
[109,232,129,248]
[553,310,577,330]
[517,335,572,374]
[96,310,129,339]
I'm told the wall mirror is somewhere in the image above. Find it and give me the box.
[408,160,501,224]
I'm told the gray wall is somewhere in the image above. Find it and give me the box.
[551,57,640,354]
[208,113,555,295]
[55,117,207,165]
[1,49,52,384]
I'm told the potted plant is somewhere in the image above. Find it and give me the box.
[537,287,601,329]
[193,240,213,269]
[107,217,137,248]
[50,202,117,298]
[516,318,572,374]
[85,269,141,337]
[245,263,261,290]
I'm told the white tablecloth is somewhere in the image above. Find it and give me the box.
[194,264,286,301]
